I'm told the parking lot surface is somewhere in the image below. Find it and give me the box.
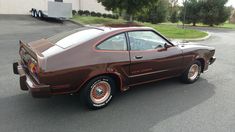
[0,15,235,132]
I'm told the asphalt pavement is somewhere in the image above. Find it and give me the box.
[0,15,235,132]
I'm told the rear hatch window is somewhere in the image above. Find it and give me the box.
[47,27,105,48]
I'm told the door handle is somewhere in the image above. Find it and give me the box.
[135,56,143,59]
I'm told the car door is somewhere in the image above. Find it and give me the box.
[127,30,184,85]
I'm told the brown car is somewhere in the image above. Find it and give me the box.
[13,27,216,109]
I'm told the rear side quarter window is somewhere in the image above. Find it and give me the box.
[96,33,127,51]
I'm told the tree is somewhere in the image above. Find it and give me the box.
[97,0,158,21]
[170,10,179,23]
[169,0,178,16]
[180,0,202,26]
[200,0,230,26]
[230,8,235,23]
[169,0,178,7]
[148,0,169,24]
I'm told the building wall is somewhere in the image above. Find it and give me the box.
[0,0,47,14]
[63,0,80,10]
[79,0,110,14]
[0,0,110,14]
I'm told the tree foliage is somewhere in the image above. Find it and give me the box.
[169,0,178,16]
[97,0,158,21]
[169,0,178,7]
[200,0,230,26]
[148,0,169,24]
[179,0,230,26]
[98,0,230,26]
[135,0,169,24]
[180,0,202,26]
[170,10,179,23]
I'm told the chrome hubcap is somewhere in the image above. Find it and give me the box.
[96,87,104,95]
[188,64,199,80]
[90,81,111,104]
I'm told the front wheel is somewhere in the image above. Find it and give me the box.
[82,76,116,110]
[180,60,202,84]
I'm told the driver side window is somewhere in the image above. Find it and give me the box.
[128,31,168,51]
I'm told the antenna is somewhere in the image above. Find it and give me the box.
[183,0,187,43]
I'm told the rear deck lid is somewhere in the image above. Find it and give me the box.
[27,39,56,57]
[20,38,64,58]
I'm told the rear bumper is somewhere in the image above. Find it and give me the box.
[13,62,51,98]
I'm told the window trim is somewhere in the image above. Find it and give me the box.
[55,0,63,2]
[95,33,128,51]
[126,30,174,51]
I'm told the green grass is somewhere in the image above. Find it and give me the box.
[162,21,235,30]
[72,15,126,25]
[191,22,235,29]
[143,23,208,39]
[71,15,208,39]
[217,23,235,29]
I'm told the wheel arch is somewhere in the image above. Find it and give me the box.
[77,73,122,93]
[195,58,205,72]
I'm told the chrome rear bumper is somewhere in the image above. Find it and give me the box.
[13,62,51,98]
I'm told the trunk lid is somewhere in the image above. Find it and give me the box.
[20,39,65,58]
[20,39,63,83]
[21,39,55,58]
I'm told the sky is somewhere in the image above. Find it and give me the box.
[178,0,235,8]
[226,0,235,7]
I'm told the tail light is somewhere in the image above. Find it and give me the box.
[28,59,39,77]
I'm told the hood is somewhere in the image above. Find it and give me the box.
[171,40,215,51]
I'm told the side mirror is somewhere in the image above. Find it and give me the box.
[164,43,171,49]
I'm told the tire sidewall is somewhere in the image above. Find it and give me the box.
[188,61,201,83]
[31,10,34,17]
[38,11,43,18]
[84,76,115,109]
[38,11,41,18]
[181,60,202,84]
[34,10,37,17]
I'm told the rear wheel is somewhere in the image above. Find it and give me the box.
[180,60,201,84]
[82,76,116,110]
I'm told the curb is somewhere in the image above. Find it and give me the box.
[67,19,84,27]
[172,32,211,43]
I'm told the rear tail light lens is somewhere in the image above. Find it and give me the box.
[28,60,39,77]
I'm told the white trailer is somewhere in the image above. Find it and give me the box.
[30,1,72,20]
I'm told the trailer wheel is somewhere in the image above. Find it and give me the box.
[31,11,34,17]
[31,9,35,17]
[34,10,37,18]
[38,10,43,19]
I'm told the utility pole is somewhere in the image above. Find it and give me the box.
[183,0,187,29]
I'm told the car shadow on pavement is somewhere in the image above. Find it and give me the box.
[0,78,215,132]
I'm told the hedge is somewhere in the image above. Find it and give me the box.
[73,10,118,19]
